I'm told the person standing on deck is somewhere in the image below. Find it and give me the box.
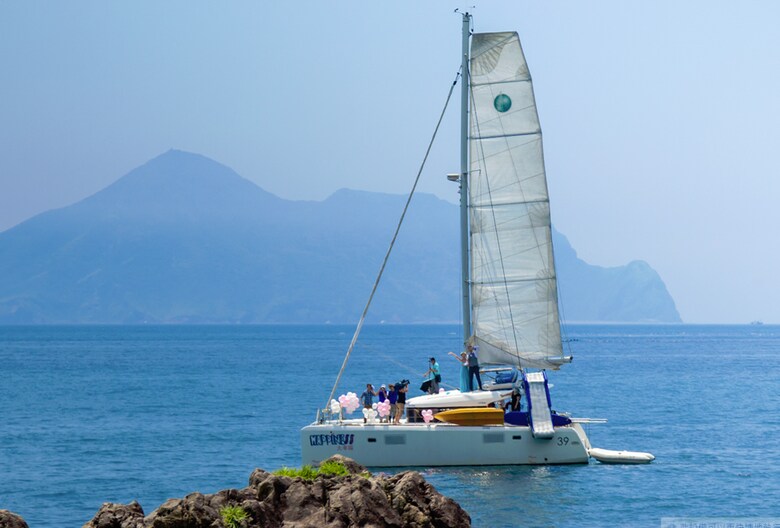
[467,345,484,391]
[387,383,398,424]
[394,383,408,424]
[448,351,469,392]
[423,357,441,394]
[360,383,377,423]
[377,384,388,422]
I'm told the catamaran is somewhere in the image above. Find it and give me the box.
[301,13,653,467]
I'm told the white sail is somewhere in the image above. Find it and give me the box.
[468,32,568,370]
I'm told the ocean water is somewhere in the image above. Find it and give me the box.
[1,324,779,527]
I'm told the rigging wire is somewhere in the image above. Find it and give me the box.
[321,70,462,415]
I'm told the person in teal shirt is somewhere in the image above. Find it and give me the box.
[423,357,441,394]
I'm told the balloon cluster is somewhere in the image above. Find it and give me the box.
[439,388,446,394]
[337,392,360,414]
[376,400,391,418]
[329,399,341,415]
[363,406,378,423]
[421,409,434,423]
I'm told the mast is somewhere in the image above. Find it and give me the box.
[459,12,471,346]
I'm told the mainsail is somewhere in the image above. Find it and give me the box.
[468,32,568,370]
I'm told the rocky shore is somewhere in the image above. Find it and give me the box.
[0,456,470,528]
[0,510,28,528]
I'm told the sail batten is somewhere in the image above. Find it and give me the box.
[469,31,564,370]
[471,132,540,142]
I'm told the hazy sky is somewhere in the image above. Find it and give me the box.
[2,1,779,323]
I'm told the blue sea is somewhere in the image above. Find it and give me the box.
[1,324,779,527]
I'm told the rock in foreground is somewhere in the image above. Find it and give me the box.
[0,509,29,528]
[82,455,470,528]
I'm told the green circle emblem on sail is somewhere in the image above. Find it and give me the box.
[494,94,512,112]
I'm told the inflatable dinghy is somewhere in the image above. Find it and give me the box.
[589,447,655,464]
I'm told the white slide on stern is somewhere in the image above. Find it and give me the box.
[525,372,554,438]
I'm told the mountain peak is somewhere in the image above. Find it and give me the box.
[76,150,277,219]
[109,149,255,192]
[138,148,234,175]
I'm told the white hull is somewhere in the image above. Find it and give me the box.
[301,420,591,467]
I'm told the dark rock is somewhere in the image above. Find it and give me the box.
[83,457,470,528]
[0,510,29,528]
[246,470,289,526]
[382,472,468,528]
[81,501,145,528]
[326,475,402,528]
[144,493,220,528]
[246,469,269,489]
[276,479,327,527]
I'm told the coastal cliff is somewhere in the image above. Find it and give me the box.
[74,456,469,528]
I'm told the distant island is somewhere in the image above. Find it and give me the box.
[0,150,681,324]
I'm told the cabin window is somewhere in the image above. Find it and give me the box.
[367,438,377,443]
[483,433,504,443]
[385,434,407,445]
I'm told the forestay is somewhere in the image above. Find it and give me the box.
[468,32,568,370]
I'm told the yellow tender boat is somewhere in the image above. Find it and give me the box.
[433,407,505,426]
